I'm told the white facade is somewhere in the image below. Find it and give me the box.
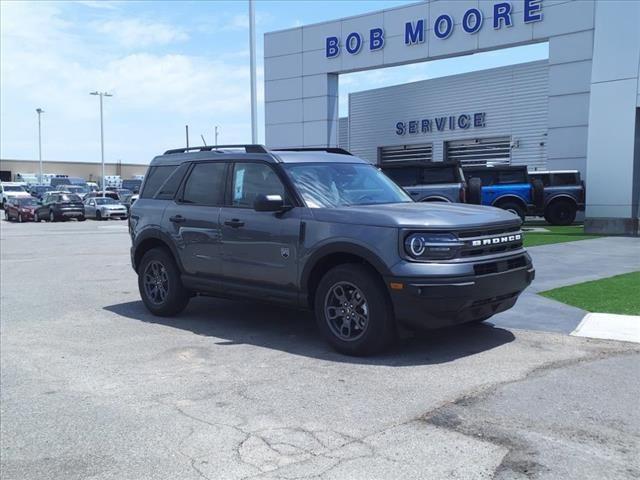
[345,60,549,168]
[264,0,640,234]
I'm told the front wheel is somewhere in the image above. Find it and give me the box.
[49,210,56,222]
[18,213,23,223]
[138,248,190,316]
[77,215,86,222]
[34,212,40,222]
[96,210,102,221]
[315,264,395,356]
[4,210,9,221]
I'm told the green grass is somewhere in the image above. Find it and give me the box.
[523,224,602,247]
[540,271,640,315]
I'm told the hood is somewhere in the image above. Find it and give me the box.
[310,202,521,230]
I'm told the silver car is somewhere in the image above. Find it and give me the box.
[84,197,128,220]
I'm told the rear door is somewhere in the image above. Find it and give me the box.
[164,161,227,278]
[219,161,301,301]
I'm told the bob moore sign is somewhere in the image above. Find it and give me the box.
[396,112,486,136]
[326,0,544,58]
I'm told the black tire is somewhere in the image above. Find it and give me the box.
[4,210,9,221]
[49,210,56,222]
[77,215,86,222]
[18,213,23,223]
[96,210,102,221]
[531,179,545,211]
[138,247,190,317]
[545,199,577,226]
[496,200,526,223]
[466,177,482,205]
[314,264,395,356]
[34,211,40,222]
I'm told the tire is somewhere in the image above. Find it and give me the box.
[49,210,56,222]
[138,247,190,317]
[34,212,40,222]
[466,177,482,205]
[314,264,395,356]
[531,179,545,212]
[4,210,9,221]
[18,213,23,223]
[496,200,526,223]
[96,210,102,221]
[77,215,86,222]
[545,199,577,226]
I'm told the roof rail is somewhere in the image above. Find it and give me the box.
[273,147,353,156]
[164,144,269,155]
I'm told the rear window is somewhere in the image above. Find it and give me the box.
[422,167,458,184]
[530,173,551,186]
[464,170,495,185]
[498,170,528,184]
[141,166,178,199]
[553,173,580,186]
[60,194,81,202]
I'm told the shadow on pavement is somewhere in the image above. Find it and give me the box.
[104,296,515,367]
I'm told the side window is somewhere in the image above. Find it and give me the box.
[383,167,419,186]
[181,162,227,205]
[553,173,578,186]
[156,163,189,200]
[140,165,177,199]
[231,162,285,208]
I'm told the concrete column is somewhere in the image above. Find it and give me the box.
[584,0,640,235]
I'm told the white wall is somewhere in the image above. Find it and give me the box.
[346,60,549,168]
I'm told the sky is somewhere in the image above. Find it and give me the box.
[0,0,548,165]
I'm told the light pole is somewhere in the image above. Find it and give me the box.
[36,108,44,183]
[215,125,219,146]
[90,91,113,197]
[249,0,257,143]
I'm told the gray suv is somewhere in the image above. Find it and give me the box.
[130,146,534,356]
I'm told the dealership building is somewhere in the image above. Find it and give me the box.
[264,0,640,235]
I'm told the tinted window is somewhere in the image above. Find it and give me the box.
[60,194,81,202]
[141,165,177,199]
[553,173,579,186]
[530,173,551,186]
[464,170,495,186]
[155,163,189,200]
[421,167,458,184]
[232,163,285,208]
[181,162,226,205]
[498,170,528,184]
[382,167,420,186]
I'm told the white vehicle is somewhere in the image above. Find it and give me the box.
[102,175,122,189]
[15,173,39,185]
[41,174,57,186]
[1,182,31,208]
[83,196,128,220]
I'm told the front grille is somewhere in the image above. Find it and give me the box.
[471,291,519,307]
[473,255,527,276]
[457,225,520,239]
[457,225,524,258]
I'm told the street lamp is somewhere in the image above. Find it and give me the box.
[89,91,113,197]
[35,108,45,183]
[215,125,219,146]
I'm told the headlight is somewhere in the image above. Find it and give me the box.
[404,232,462,260]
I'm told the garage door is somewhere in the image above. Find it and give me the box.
[379,143,433,164]
[445,137,511,167]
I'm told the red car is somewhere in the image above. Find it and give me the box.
[4,197,39,222]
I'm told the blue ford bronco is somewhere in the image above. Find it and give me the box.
[130,145,534,356]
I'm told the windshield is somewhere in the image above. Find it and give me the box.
[34,186,53,193]
[4,186,25,192]
[66,185,88,193]
[17,198,38,206]
[284,163,411,208]
[95,198,117,205]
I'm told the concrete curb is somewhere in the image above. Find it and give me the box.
[571,313,640,344]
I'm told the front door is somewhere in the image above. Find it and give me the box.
[164,161,227,278]
[219,161,301,302]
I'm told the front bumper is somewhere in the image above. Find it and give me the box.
[386,253,534,329]
[102,209,128,218]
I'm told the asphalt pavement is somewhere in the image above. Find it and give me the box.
[1,220,638,480]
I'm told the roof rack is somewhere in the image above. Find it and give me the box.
[273,147,353,156]
[164,144,269,155]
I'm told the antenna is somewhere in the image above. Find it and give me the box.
[200,134,208,146]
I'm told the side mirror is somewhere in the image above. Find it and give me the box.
[253,194,285,212]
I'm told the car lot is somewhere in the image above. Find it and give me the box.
[1,220,639,480]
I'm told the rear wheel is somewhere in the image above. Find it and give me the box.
[4,210,9,221]
[77,215,86,222]
[138,248,190,316]
[34,212,40,222]
[496,201,526,223]
[18,213,23,223]
[49,210,56,222]
[96,210,102,221]
[545,199,577,226]
[314,264,395,356]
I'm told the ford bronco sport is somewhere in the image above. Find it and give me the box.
[130,146,534,356]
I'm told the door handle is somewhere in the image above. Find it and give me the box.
[169,215,186,223]
[224,219,245,228]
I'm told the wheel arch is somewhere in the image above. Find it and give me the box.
[545,194,578,208]
[133,230,182,273]
[492,194,528,210]
[301,243,391,309]
[421,196,451,202]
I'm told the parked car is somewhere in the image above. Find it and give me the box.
[34,192,85,222]
[528,170,585,225]
[50,176,86,190]
[1,182,31,208]
[84,191,120,201]
[130,145,534,356]
[122,179,143,194]
[381,161,467,203]
[29,184,55,200]
[83,197,128,220]
[3,197,39,222]
[462,165,543,222]
[56,184,91,198]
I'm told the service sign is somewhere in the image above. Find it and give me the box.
[396,112,486,136]
[326,0,544,58]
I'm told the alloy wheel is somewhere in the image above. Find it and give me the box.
[143,260,169,305]
[324,281,369,341]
